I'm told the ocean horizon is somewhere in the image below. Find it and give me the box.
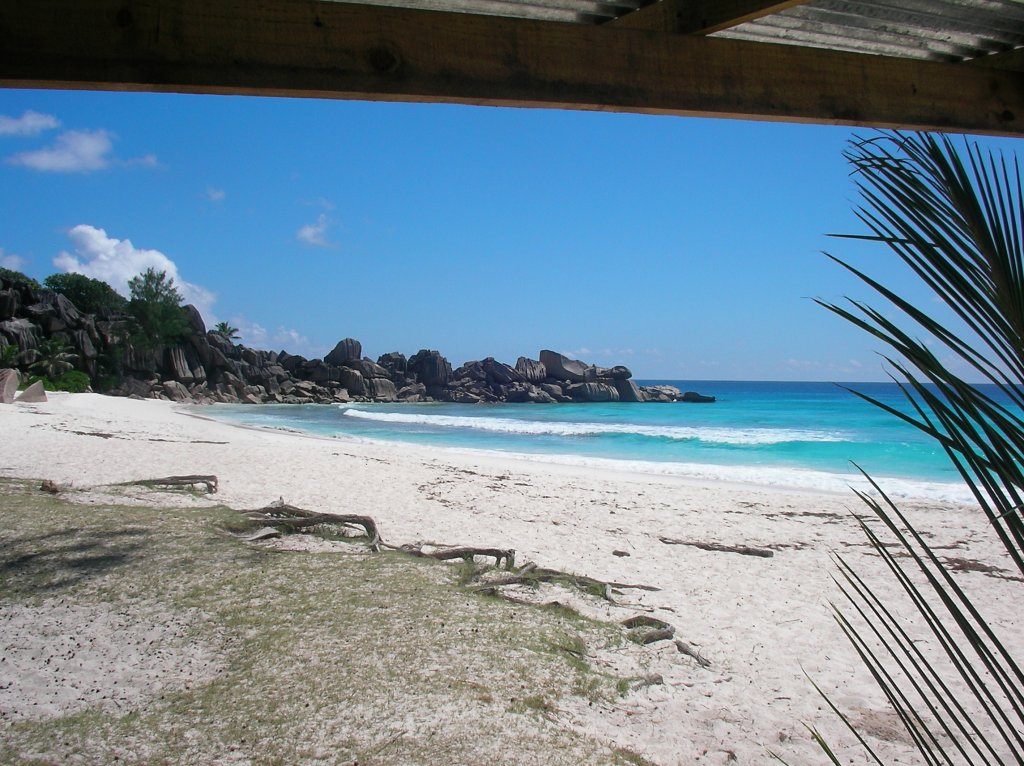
[200,379,989,504]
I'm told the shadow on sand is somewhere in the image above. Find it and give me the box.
[0,527,151,594]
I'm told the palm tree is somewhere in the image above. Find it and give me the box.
[30,338,77,381]
[812,132,1024,764]
[213,321,240,340]
[0,342,18,368]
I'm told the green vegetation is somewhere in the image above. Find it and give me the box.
[127,267,190,349]
[55,369,90,392]
[44,272,128,316]
[0,342,18,368]
[0,480,641,766]
[22,370,90,392]
[0,266,40,291]
[213,321,240,340]
[30,337,77,380]
[815,133,1024,762]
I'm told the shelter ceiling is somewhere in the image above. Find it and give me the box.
[1,0,1023,135]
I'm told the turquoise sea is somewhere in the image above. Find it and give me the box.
[201,380,994,504]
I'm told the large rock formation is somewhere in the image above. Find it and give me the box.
[15,380,46,403]
[324,338,361,366]
[539,350,588,383]
[515,356,546,383]
[0,269,714,406]
[0,368,19,403]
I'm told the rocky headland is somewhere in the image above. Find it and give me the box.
[0,274,713,406]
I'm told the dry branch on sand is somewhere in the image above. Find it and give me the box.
[383,543,516,569]
[130,475,219,494]
[240,502,382,550]
[659,536,775,558]
[470,563,660,604]
[234,502,661,604]
[229,501,700,664]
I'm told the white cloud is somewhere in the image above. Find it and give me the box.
[7,129,160,173]
[0,110,59,137]
[8,129,113,172]
[121,153,161,169]
[231,316,324,357]
[296,213,334,248]
[0,248,26,271]
[563,347,593,359]
[53,224,217,324]
[205,187,226,203]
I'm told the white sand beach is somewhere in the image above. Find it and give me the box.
[1,393,1021,764]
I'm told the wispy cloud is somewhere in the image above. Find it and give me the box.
[8,129,114,172]
[562,347,638,361]
[296,213,335,248]
[305,197,335,211]
[231,316,324,357]
[0,110,59,137]
[784,356,876,377]
[121,153,161,170]
[205,187,226,203]
[0,247,26,271]
[7,129,160,173]
[563,348,592,359]
[53,224,217,324]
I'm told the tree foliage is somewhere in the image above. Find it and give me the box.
[30,338,77,380]
[127,268,189,349]
[0,267,40,292]
[0,342,19,369]
[44,272,128,316]
[815,132,1024,764]
[213,321,240,340]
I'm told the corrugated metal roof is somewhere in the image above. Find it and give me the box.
[333,0,1024,61]
[712,0,1024,62]
[331,0,632,24]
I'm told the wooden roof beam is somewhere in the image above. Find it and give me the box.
[1,0,1023,136]
[970,46,1024,73]
[610,0,812,34]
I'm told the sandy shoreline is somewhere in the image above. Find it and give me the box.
[2,393,1020,764]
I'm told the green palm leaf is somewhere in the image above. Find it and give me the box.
[817,131,1024,764]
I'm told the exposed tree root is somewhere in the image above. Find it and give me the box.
[675,640,712,667]
[230,501,704,664]
[471,564,660,604]
[622,615,676,645]
[131,474,219,494]
[659,536,774,558]
[240,503,381,550]
[381,543,515,569]
[622,615,672,630]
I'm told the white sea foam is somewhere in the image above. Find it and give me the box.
[338,408,843,446]
[448,448,976,505]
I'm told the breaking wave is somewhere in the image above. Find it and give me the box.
[339,407,845,446]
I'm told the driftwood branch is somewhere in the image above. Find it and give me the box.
[232,502,685,660]
[381,543,515,569]
[622,615,672,630]
[622,615,676,644]
[659,536,774,558]
[133,474,219,493]
[675,639,712,667]
[471,566,659,603]
[241,503,381,550]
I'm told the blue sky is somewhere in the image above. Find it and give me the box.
[0,89,1016,381]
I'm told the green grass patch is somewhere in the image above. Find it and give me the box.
[0,478,639,766]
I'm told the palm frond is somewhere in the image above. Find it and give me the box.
[816,131,1024,764]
